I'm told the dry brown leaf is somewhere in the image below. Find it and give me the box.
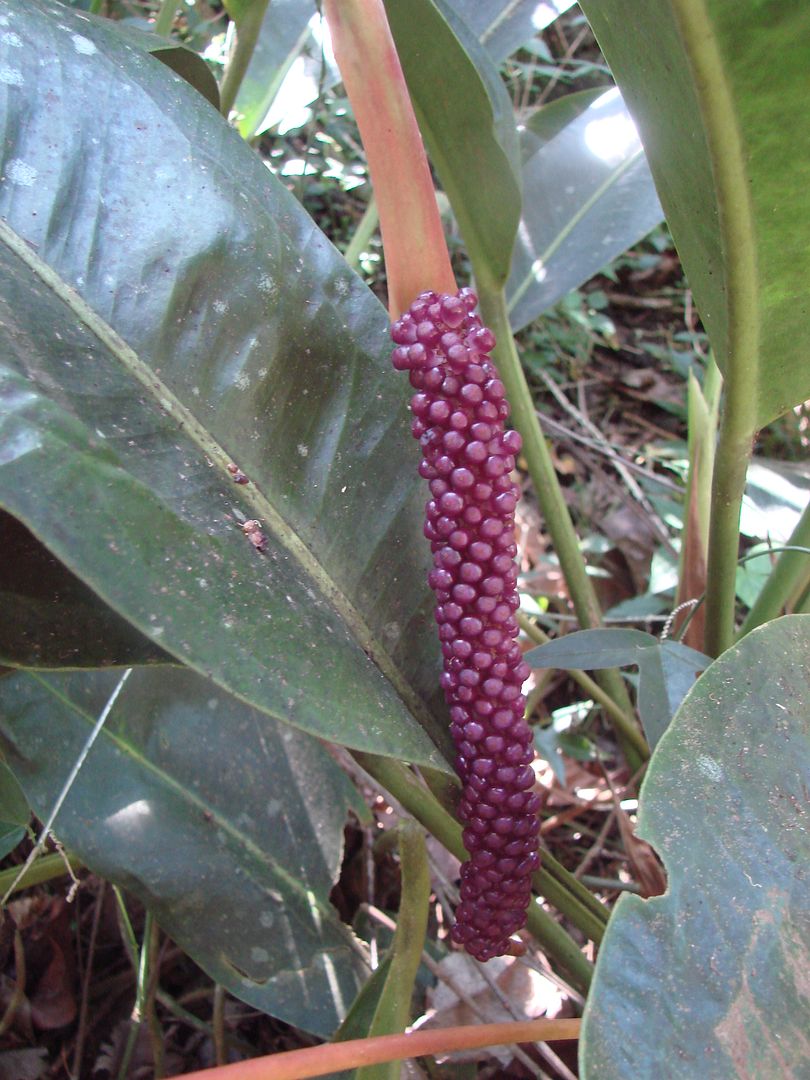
[614,802,667,898]
[417,952,567,1065]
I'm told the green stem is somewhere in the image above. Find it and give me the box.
[703,414,754,656]
[477,285,642,768]
[114,897,156,1080]
[358,823,430,1080]
[517,611,647,762]
[737,502,810,637]
[153,0,178,37]
[478,287,601,629]
[219,0,272,119]
[581,875,641,895]
[530,868,605,946]
[539,848,609,926]
[0,851,82,896]
[344,197,380,270]
[353,752,593,992]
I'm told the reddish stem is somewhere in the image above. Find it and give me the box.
[178,1017,581,1079]
[323,0,456,317]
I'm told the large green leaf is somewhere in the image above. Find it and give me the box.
[448,0,577,61]
[0,512,168,669]
[0,665,369,1036]
[581,616,810,1078]
[578,1,810,427]
[386,0,522,289]
[0,0,452,771]
[506,87,663,331]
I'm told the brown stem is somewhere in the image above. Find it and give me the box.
[323,0,455,316]
[177,1017,580,1079]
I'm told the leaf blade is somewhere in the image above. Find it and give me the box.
[507,88,663,330]
[578,0,810,426]
[0,0,452,770]
[581,616,810,1078]
[0,665,369,1036]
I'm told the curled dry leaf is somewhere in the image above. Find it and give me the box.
[614,799,667,898]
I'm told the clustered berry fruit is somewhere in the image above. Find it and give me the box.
[391,288,541,961]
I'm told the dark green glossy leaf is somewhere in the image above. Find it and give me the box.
[0,761,30,824]
[524,629,709,748]
[449,0,576,61]
[0,511,168,669]
[0,824,25,860]
[581,616,810,1078]
[386,0,522,289]
[1,665,369,1035]
[0,0,452,771]
[578,1,810,426]
[507,88,663,331]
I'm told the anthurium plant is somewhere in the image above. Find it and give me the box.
[0,0,807,1077]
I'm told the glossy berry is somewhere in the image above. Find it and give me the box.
[391,288,540,962]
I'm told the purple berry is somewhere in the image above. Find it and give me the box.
[390,289,540,962]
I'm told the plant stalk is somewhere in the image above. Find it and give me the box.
[153,0,178,37]
[478,285,642,768]
[344,197,380,270]
[323,0,455,315]
[219,0,271,119]
[703,415,755,656]
[0,850,82,896]
[737,502,810,637]
[357,822,430,1080]
[177,1017,580,1080]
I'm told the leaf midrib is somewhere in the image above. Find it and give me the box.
[0,218,446,758]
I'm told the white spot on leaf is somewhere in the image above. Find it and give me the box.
[72,33,96,54]
[6,158,36,186]
[696,754,724,782]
